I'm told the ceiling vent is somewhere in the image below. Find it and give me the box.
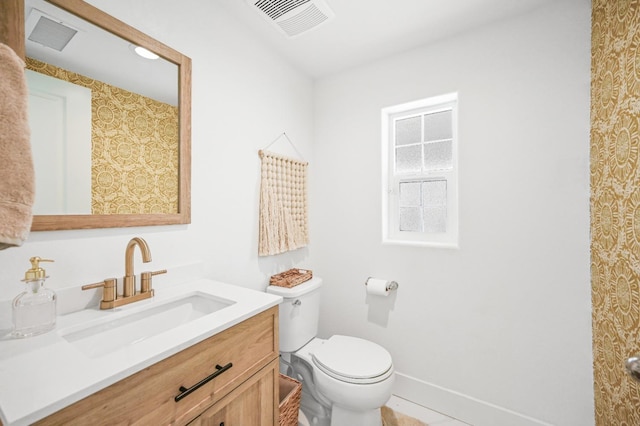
[247,0,335,38]
[26,9,78,51]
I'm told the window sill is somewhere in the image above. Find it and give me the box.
[382,238,459,249]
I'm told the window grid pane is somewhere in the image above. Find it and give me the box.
[395,116,422,146]
[397,179,447,234]
[399,181,422,206]
[395,110,453,175]
[423,110,452,142]
[422,180,447,206]
[423,206,447,233]
[395,145,422,173]
[423,140,452,171]
[399,207,422,232]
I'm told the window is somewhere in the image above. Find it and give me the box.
[382,93,458,247]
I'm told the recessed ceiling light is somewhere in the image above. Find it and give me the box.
[133,45,159,60]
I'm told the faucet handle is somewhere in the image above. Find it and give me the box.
[82,278,117,303]
[140,269,167,293]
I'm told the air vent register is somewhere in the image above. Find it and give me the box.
[247,0,335,38]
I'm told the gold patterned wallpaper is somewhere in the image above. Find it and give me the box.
[591,0,640,423]
[26,58,179,214]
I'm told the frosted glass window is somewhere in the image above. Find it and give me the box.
[396,145,422,173]
[422,180,447,206]
[399,207,422,232]
[395,116,421,146]
[424,110,452,141]
[423,141,452,171]
[399,181,422,206]
[423,206,447,233]
[398,180,447,233]
[382,92,457,246]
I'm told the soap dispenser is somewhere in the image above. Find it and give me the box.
[12,257,57,338]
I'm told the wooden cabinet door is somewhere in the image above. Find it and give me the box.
[190,359,279,426]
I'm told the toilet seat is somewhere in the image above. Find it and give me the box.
[311,335,393,384]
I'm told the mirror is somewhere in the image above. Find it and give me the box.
[0,0,191,230]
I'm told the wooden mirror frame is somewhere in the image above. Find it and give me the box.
[0,0,191,231]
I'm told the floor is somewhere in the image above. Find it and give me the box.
[386,395,470,426]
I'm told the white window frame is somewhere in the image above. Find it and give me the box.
[381,93,459,248]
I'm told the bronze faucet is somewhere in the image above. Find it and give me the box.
[123,237,151,297]
[82,237,166,309]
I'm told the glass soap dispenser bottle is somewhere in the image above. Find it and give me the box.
[12,257,57,338]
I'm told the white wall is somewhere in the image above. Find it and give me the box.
[0,0,314,301]
[309,1,592,425]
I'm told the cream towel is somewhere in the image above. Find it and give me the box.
[0,43,34,249]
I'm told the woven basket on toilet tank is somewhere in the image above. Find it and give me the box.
[270,268,312,288]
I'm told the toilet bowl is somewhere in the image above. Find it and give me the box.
[296,336,394,426]
[267,277,395,426]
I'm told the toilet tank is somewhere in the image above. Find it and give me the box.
[266,277,322,353]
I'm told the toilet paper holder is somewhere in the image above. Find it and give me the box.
[365,277,399,291]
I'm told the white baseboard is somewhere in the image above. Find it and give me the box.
[392,372,553,426]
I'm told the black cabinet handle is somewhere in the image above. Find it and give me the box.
[174,362,233,402]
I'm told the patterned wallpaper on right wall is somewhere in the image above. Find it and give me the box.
[591,0,640,423]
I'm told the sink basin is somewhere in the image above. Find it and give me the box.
[60,292,235,358]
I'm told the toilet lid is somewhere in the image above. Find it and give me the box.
[311,335,393,384]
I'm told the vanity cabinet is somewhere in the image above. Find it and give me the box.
[34,306,279,426]
[189,358,278,425]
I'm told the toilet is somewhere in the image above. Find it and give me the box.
[267,277,395,426]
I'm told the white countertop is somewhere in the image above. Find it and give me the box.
[0,278,282,426]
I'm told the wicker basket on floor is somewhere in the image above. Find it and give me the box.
[279,373,302,426]
[270,268,312,288]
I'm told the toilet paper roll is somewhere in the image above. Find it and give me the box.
[366,278,390,296]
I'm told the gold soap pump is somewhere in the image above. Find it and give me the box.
[12,257,57,338]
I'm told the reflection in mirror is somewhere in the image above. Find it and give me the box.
[26,0,179,216]
[2,0,192,230]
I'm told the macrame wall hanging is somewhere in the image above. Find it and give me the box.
[258,133,309,256]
